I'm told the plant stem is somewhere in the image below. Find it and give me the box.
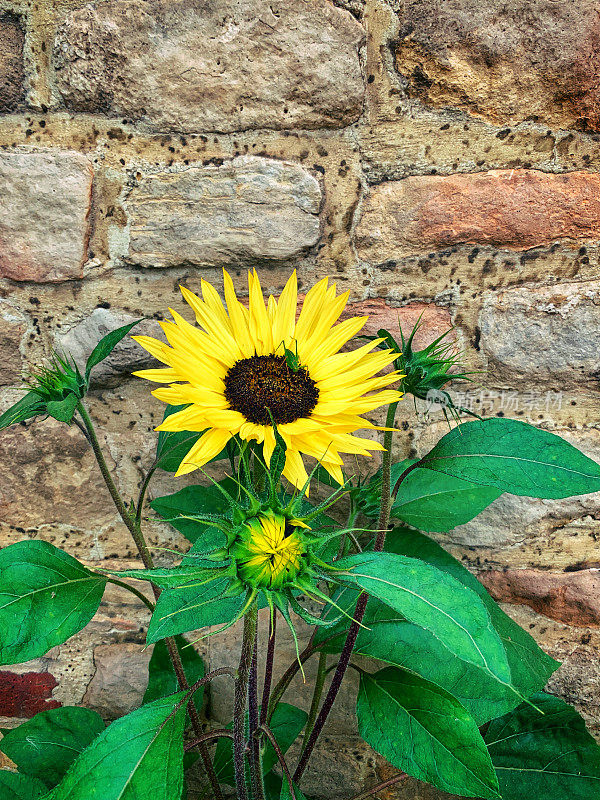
[248,635,264,800]
[259,724,297,800]
[346,773,408,800]
[260,611,277,726]
[105,577,155,612]
[293,402,398,781]
[267,631,340,720]
[76,401,153,569]
[300,651,327,756]
[76,400,224,800]
[375,401,398,551]
[234,605,258,800]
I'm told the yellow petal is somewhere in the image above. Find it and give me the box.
[176,428,233,474]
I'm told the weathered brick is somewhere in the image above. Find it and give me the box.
[479,280,600,386]
[504,604,600,738]
[55,309,159,388]
[354,170,600,263]
[0,301,27,386]
[0,12,24,112]
[480,569,600,628]
[121,156,321,268]
[0,151,93,282]
[83,643,151,719]
[343,299,452,346]
[395,0,600,131]
[53,0,364,133]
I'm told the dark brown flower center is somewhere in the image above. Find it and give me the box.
[224,355,319,426]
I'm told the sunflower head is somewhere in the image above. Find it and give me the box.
[230,510,310,592]
[132,269,402,489]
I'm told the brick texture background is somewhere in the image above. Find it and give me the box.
[0,1,599,798]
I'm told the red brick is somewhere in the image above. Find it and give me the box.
[0,671,61,718]
[343,299,453,348]
[355,170,600,261]
[480,568,600,628]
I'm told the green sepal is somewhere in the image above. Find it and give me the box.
[46,392,79,424]
[85,318,142,381]
[0,391,46,431]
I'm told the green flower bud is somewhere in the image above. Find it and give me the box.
[229,510,310,591]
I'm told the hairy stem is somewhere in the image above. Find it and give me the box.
[260,611,277,726]
[293,402,399,781]
[248,635,264,800]
[76,401,153,568]
[267,631,340,720]
[259,725,296,800]
[184,730,233,752]
[301,651,327,757]
[105,577,155,612]
[375,401,399,550]
[76,400,224,800]
[346,773,408,800]
[234,605,258,800]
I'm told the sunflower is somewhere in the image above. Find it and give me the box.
[132,270,402,488]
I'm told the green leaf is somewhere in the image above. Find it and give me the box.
[84,319,142,381]
[150,480,235,547]
[337,551,511,686]
[0,392,46,431]
[392,465,502,532]
[45,393,79,425]
[420,417,600,498]
[155,405,228,472]
[0,541,107,666]
[279,780,307,800]
[50,694,186,800]
[485,693,600,799]
[386,528,559,706]
[357,667,500,798]
[213,703,307,786]
[144,636,205,714]
[0,707,105,789]
[147,576,244,644]
[0,772,47,800]
[317,587,512,726]
[319,530,557,725]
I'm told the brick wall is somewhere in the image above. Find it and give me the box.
[1,1,599,797]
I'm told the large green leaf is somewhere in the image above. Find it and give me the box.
[213,703,307,786]
[147,576,244,644]
[485,693,600,798]
[317,587,519,726]
[358,460,501,531]
[0,392,46,431]
[150,480,236,548]
[50,695,186,800]
[357,667,500,798]
[0,772,47,800]
[144,635,205,713]
[387,528,559,703]
[420,417,600,498]
[0,707,105,789]
[337,551,511,685]
[84,319,142,381]
[0,541,106,665]
[392,467,502,531]
[319,530,557,724]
